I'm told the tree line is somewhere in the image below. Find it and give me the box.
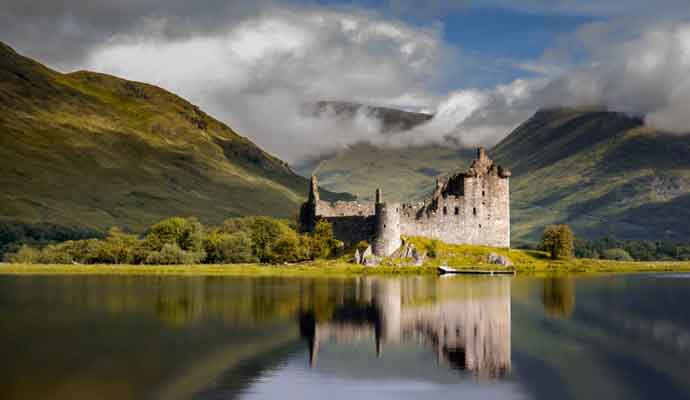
[3,217,340,265]
[538,224,690,261]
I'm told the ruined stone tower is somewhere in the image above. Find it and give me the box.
[299,148,510,256]
[373,189,402,257]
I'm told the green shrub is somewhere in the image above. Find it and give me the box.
[250,217,294,263]
[96,228,141,264]
[221,232,257,263]
[38,244,75,264]
[4,245,40,263]
[221,217,257,235]
[61,239,103,264]
[270,232,312,264]
[145,243,204,265]
[309,220,338,259]
[601,248,634,261]
[427,239,440,258]
[204,230,257,264]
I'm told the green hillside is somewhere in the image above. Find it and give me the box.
[299,106,690,243]
[0,41,347,233]
[493,108,690,242]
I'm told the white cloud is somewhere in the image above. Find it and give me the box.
[84,8,446,162]
[41,2,690,162]
[392,21,690,150]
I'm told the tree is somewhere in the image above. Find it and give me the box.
[541,224,575,260]
[145,217,204,252]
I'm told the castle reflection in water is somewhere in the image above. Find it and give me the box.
[299,277,512,378]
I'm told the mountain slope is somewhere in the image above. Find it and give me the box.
[0,41,347,232]
[492,108,690,242]
[296,143,474,201]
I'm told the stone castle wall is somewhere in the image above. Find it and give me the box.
[299,148,510,256]
[312,200,376,246]
[398,174,510,247]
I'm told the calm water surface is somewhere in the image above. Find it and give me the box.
[1,273,690,399]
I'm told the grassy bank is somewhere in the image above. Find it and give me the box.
[404,238,690,274]
[0,261,439,277]
[3,240,690,277]
[2,247,690,277]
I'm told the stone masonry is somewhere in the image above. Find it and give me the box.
[299,148,511,256]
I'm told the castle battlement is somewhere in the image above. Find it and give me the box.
[299,148,510,256]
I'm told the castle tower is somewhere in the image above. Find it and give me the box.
[478,147,487,161]
[373,188,402,257]
[299,176,320,233]
[309,175,320,202]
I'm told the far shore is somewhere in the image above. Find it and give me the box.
[2,257,690,277]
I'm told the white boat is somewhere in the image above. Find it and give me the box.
[437,265,516,275]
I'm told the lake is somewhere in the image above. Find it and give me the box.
[1,273,689,399]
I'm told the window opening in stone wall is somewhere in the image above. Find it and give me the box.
[455,207,459,215]
[473,207,477,216]
[443,206,447,215]
[479,224,482,228]
[482,191,485,197]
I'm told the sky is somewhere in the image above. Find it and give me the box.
[1,0,690,162]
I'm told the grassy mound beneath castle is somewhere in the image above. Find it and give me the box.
[403,237,690,273]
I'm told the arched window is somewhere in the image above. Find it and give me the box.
[473,207,477,216]
[443,206,448,215]
[454,207,460,215]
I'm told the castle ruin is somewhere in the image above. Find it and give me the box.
[299,148,511,256]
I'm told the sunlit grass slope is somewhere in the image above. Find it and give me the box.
[492,108,690,242]
[0,41,348,233]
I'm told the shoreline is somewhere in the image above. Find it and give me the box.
[2,259,690,277]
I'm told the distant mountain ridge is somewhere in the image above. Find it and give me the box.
[0,41,349,233]
[314,100,433,133]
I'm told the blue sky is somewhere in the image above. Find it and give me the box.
[310,0,600,88]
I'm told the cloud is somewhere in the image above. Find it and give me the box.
[3,0,690,163]
[80,8,448,162]
[392,20,690,151]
